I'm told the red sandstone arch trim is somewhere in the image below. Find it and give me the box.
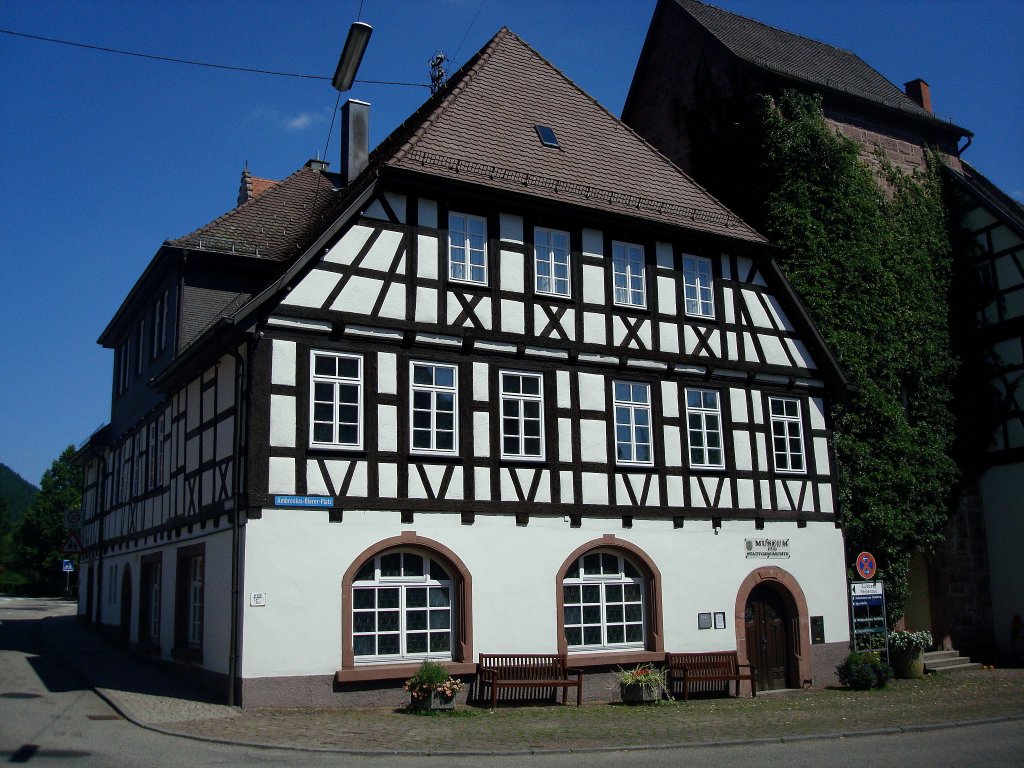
[554,534,665,663]
[340,531,474,673]
[734,566,811,691]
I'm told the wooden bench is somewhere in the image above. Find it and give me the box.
[477,653,583,708]
[665,651,757,701]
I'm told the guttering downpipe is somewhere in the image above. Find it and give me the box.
[214,319,249,707]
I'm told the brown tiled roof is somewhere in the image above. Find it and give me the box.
[386,28,765,243]
[170,164,341,261]
[672,0,968,135]
[250,177,278,199]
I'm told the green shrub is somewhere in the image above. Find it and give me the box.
[837,652,893,690]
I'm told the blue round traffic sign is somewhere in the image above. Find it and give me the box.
[855,551,876,580]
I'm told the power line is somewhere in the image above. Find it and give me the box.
[451,0,486,64]
[0,27,428,88]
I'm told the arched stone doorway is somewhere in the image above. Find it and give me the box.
[735,567,810,692]
[119,565,132,645]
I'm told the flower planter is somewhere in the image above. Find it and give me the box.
[889,648,925,679]
[620,682,660,705]
[409,689,455,711]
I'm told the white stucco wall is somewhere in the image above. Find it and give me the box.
[239,511,848,679]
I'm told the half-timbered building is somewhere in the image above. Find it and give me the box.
[76,28,850,705]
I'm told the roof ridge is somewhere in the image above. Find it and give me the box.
[503,26,762,239]
[678,0,857,57]
[392,28,509,164]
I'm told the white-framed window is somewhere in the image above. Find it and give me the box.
[410,362,458,454]
[132,433,143,497]
[535,227,571,297]
[152,289,168,357]
[769,397,805,473]
[108,564,118,604]
[149,562,161,641]
[352,551,453,661]
[155,414,166,487]
[448,212,487,284]
[563,551,645,650]
[187,555,203,649]
[136,318,145,375]
[500,370,544,460]
[310,351,363,449]
[146,422,156,490]
[614,381,653,465]
[612,241,646,307]
[683,254,715,318]
[117,340,130,394]
[686,388,725,468]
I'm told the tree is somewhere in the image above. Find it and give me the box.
[10,446,81,595]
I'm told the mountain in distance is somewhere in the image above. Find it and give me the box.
[0,463,39,523]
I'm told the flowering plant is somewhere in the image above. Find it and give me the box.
[889,630,933,652]
[615,664,671,698]
[403,660,464,703]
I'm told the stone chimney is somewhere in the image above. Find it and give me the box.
[341,99,370,185]
[237,166,253,206]
[904,78,933,114]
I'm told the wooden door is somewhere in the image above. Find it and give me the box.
[744,584,791,691]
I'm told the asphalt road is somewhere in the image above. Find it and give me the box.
[1,597,1022,767]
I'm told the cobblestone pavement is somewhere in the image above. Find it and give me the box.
[40,613,1024,755]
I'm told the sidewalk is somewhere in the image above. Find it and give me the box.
[41,614,1024,755]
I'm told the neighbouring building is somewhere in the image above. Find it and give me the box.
[622,0,1020,663]
[75,27,851,706]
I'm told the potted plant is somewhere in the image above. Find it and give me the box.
[888,630,933,679]
[404,660,464,711]
[616,664,670,704]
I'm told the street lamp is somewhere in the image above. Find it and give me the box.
[332,21,373,92]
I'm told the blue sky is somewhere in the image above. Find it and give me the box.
[1,0,1021,486]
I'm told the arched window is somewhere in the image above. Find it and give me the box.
[351,549,454,661]
[562,550,646,650]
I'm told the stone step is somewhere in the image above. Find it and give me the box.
[927,661,983,673]
[923,650,960,662]
[922,648,982,673]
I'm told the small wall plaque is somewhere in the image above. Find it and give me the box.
[250,592,267,607]
[714,611,726,630]
[698,612,712,630]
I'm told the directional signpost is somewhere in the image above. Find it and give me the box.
[850,550,888,653]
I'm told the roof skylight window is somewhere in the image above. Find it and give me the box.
[535,125,560,149]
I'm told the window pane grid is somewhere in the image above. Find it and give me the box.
[770,397,805,472]
[683,255,715,318]
[410,363,458,454]
[449,213,487,284]
[614,381,653,465]
[535,228,571,297]
[311,352,362,448]
[500,372,544,459]
[612,242,646,307]
[686,388,724,468]
[353,553,453,661]
[563,553,645,650]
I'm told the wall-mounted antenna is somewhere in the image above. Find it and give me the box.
[429,51,449,94]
